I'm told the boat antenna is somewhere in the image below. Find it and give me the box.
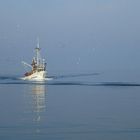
[37,37,40,49]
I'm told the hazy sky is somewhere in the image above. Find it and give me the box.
[0,0,140,75]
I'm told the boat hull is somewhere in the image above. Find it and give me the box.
[21,71,47,81]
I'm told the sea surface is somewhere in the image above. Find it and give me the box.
[0,72,140,140]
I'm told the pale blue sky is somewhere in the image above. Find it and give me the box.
[0,0,140,75]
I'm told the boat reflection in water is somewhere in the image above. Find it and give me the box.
[31,84,47,123]
[23,83,47,134]
[24,83,47,125]
[31,84,46,112]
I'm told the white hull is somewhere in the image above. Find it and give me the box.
[21,71,47,81]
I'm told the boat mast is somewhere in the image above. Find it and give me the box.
[35,38,41,66]
[34,38,46,71]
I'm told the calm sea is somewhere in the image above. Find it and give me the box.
[0,72,140,140]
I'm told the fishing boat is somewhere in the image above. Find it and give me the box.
[21,41,47,81]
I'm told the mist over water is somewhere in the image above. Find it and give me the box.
[0,0,140,139]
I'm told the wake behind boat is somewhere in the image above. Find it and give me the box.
[21,41,47,81]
